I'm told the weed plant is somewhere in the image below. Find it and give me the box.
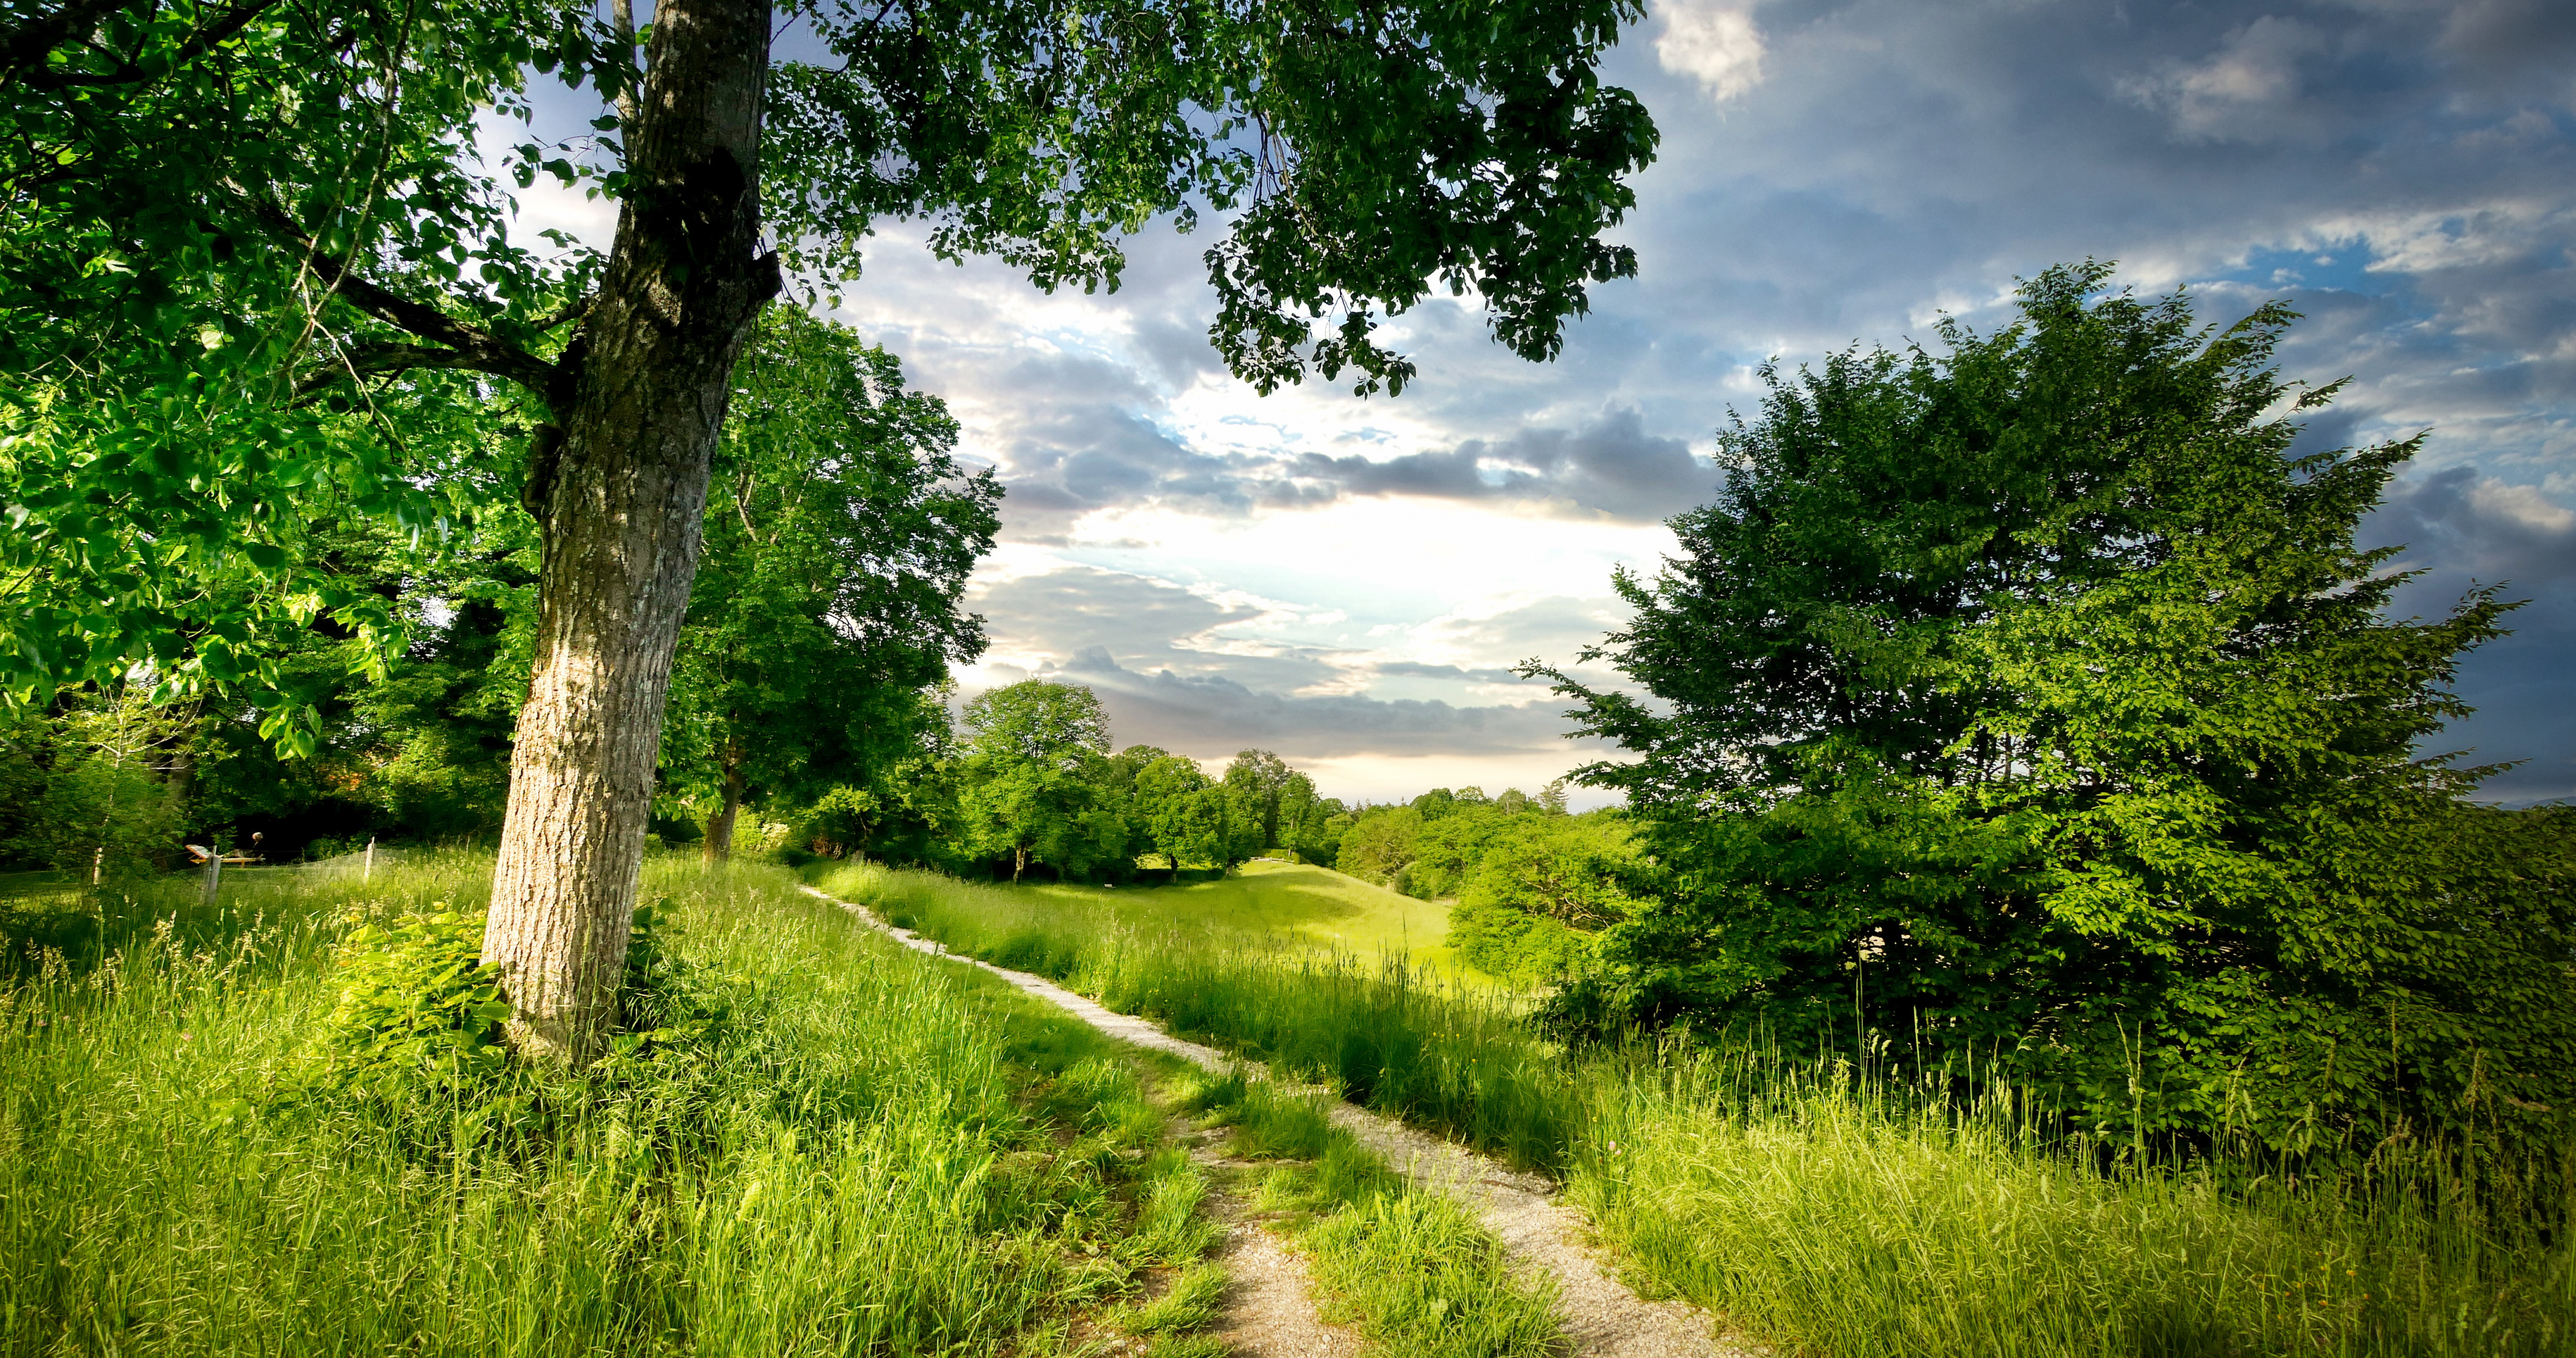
[818,860,2576,1358]
[0,854,1224,1355]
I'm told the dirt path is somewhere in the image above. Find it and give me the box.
[1174,1120,1367,1358]
[803,885,1743,1358]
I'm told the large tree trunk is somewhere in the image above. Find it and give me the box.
[702,739,745,863]
[482,0,777,1064]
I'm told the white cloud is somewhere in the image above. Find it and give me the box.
[2468,477,2576,534]
[1655,1,1767,103]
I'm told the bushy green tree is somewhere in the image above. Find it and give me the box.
[957,681,1124,881]
[0,687,188,880]
[350,587,527,842]
[1333,786,1571,900]
[1335,804,1424,890]
[1533,263,2575,1157]
[1279,787,1352,866]
[1208,784,1268,873]
[1221,749,1297,847]
[1095,743,1172,867]
[662,309,1000,858]
[1447,814,1647,983]
[792,750,973,871]
[1130,754,1210,880]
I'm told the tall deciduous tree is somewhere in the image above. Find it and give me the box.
[1220,748,1297,848]
[4,0,1658,1059]
[957,680,1117,881]
[663,308,999,859]
[1129,752,1211,880]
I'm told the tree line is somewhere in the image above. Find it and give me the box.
[791,678,1349,884]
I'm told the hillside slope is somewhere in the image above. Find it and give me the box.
[1016,859,1479,979]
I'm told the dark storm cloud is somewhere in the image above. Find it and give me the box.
[989,399,1714,533]
[2438,0,2576,88]
[1374,662,1546,686]
[1287,411,1712,522]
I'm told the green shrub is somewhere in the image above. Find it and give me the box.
[308,904,509,1096]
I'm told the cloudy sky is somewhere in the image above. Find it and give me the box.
[546,0,2576,805]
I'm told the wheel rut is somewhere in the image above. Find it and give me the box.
[802,884,1748,1358]
[1175,1122,1366,1357]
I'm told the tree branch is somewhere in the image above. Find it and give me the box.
[242,194,565,402]
[8,0,287,90]
[0,0,127,84]
[289,340,486,403]
[609,0,640,124]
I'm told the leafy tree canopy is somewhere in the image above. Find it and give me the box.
[2,0,1657,732]
[957,680,1121,880]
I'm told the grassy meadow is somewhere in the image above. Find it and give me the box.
[0,852,1580,1357]
[1017,858,1475,979]
[815,859,2576,1358]
[1,853,1185,1355]
[819,860,1579,1169]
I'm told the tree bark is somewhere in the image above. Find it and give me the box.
[482,0,777,1064]
[703,740,745,863]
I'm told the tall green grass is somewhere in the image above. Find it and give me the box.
[1581,1046,2573,1358]
[816,860,2576,1358]
[0,854,1216,1355]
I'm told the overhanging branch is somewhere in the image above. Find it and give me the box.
[242,194,565,404]
[290,340,488,403]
